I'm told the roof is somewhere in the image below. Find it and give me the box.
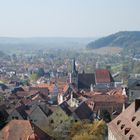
[15,105,28,119]
[108,99,140,140]
[15,90,39,98]
[78,73,95,89]
[95,69,114,83]
[0,120,53,140]
[88,94,126,103]
[59,101,72,116]
[82,87,126,97]
[74,101,93,120]
[38,103,52,117]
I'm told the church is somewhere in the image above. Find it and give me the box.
[69,59,115,91]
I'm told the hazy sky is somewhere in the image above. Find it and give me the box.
[0,0,140,37]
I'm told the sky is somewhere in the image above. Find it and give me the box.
[0,0,140,37]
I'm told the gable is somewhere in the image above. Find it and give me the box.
[9,110,24,120]
[28,106,48,123]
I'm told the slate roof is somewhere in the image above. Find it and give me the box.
[78,73,95,89]
[59,101,72,116]
[38,103,53,117]
[95,69,114,83]
[12,105,28,119]
[26,103,52,118]
[73,101,93,120]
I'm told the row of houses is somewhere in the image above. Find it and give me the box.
[0,59,140,139]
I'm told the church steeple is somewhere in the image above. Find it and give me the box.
[70,59,78,86]
[72,59,76,74]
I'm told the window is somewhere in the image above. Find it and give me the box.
[129,135,134,140]
[50,119,54,123]
[124,128,131,135]
[15,116,18,120]
[117,120,121,125]
[121,124,125,129]
[136,121,140,127]
[132,116,136,122]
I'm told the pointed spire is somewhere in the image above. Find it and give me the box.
[122,103,125,112]
[72,59,76,74]
[90,84,94,92]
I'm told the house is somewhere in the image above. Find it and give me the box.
[8,105,28,121]
[89,95,126,120]
[108,99,140,140]
[70,59,114,91]
[0,120,53,140]
[70,59,95,90]
[28,103,52,129]
[47,105,73,128]
[73,101,93,120]
[128,78,140,102]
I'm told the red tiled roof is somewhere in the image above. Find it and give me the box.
[89,94,125,103]
[95,69,114,83]
[0,120,53,140]
[82,88,125,98]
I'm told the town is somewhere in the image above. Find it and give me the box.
[0,0,140,139]
[0,48,140,140]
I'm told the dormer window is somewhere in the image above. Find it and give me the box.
[136,121,140,127]
[117,120,121,125]
[132,116,136,122]
[121,124,125,129]
[124,128,131,135]
[129,134,134,140]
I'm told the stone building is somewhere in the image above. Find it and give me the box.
[108,99,140,140]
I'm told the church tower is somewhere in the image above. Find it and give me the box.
[70,59,78,87]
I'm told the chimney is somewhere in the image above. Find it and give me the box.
[90,84,94,92]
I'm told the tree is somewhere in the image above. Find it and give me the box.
[70,120,107,140]
[30,73,39,81]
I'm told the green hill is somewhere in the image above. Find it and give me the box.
[87,31,140,51]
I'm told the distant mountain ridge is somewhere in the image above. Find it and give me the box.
[86,31,140,50]
[0,37,95,52]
